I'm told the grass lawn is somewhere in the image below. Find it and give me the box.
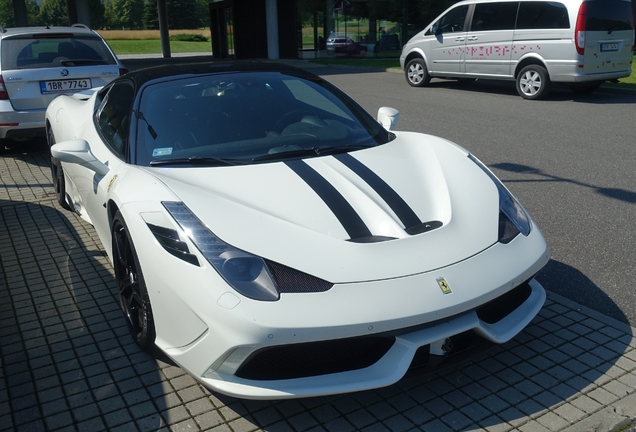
[106,39,211,55]
[609,54,636,89]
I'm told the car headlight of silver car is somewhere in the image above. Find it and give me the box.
[468,154,531,244]
[162,201,280,301]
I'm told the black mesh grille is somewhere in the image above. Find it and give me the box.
[265,260,333,293]
[236,336,395,380]
[476,282,532,324]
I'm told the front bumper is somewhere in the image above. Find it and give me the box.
[123,198,549,399]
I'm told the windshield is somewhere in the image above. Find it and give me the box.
[134,71,393,166]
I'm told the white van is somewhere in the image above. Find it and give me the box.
[400,0,635,99]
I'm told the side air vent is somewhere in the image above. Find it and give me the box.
[265,260,333,293]
[146,223,199,266]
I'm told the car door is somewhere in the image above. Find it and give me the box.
[580,0,635,75]
[427,4,471,75]
[66,81,134,238]
[464,2,518,77]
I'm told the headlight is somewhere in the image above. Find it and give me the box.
[163,202,279,301]
[468,154,531,244]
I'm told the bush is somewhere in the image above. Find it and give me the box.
[169,33,209,42]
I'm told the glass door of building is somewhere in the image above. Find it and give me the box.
[210,2,234,58]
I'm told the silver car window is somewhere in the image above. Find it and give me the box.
[1,35,117,70]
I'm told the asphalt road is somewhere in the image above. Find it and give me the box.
[318,68,636,327]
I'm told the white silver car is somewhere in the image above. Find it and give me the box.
[46,62,549,399]
[0,24,126,141]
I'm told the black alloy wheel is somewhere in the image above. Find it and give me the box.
[112,211,156,349]
[47,127,71,210]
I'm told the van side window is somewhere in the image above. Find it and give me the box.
[428,5,469,35]
[516,2,569,29]
[471,2,518,31]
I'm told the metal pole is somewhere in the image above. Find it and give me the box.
[157,0,171,58]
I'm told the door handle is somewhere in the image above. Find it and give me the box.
[455,37,465,42]
[467,36,478,41]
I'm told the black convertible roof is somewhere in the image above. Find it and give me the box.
[122,61,313,90]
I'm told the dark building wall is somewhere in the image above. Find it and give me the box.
[277,0,297,59]
[234,0,268,59]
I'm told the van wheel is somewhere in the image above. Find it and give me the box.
[405,59,431,87]
[570,82,602,94]
[516,65,551,100]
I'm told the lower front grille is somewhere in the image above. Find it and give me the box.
[476,281,532,324]
[235,336,395,381]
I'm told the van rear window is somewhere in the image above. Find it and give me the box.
[585,0,634,31]
[516,2,570,29]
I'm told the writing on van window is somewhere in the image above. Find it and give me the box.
[443,44,542,59]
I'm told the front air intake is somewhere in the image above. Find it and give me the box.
[236,336,395,380]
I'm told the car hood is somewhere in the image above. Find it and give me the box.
[142,132,500,283]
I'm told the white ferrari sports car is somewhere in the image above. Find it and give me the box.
[46,62,549,399]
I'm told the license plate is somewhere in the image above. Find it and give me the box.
[600,43,619,52]
[40,78,92,94]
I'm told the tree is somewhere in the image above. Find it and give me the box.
[142,0,157,29]
[106,0,144,29]
[39,0,68,26]
[88,0,106,29]
[0,0,41,27]
[143,0,208,30]
[166,0,200,29]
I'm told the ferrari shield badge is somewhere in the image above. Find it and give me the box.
[436,277,452,294]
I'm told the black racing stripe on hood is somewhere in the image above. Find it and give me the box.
[285,159,372,240]
[334,153,422,230]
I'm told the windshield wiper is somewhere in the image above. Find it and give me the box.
[252,144,373,162]
[149,156,244,167]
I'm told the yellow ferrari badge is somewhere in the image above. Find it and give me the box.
[437,277,452,294]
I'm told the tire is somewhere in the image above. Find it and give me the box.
[405,58,431,87]
[516,64,551,100]
[570,82,602,95]
[112,211,156,350]
[47,127,71,210]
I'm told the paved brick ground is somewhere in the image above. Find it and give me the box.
[1,146,636,432]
